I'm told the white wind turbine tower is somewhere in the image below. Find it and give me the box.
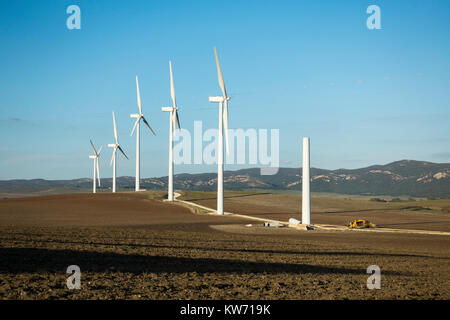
[130,76,156,191]
[88,139,102,194]
[209,47,231,215]
[162,61,181,201]
[302,137,311,225]
[108,111,129,193]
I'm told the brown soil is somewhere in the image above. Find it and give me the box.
[188,193,450,232]
[0,192,449,300]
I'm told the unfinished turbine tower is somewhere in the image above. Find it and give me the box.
[108,111,129,193]
[209,47,231,215]
[302,137,311,225]
[162,61,181,201]
[130,76,156,191]
[88,139,102,193]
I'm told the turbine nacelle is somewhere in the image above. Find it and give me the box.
[209,96,230,103]
[108,142,128,166]
[208,96,224,103]
[161,107,177,112]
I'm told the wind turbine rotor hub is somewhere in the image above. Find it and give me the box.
[208,96,224,103]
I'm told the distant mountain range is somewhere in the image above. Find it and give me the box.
[1,160,449,198]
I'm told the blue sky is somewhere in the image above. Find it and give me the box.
[1,0,450,179]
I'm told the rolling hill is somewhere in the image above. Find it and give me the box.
[1,160,449,198]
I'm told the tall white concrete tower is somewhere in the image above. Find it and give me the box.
[302,137,311,225]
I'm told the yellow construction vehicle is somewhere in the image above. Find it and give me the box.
[347,219,375,229]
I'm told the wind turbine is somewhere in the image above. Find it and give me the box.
[162,61,181,201]
[88,139,102,194]
[302,137,311,225]
[208,47,230,215]
[130,76,156,191]
[108,111,129,193]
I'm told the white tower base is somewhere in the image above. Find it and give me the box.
[168,110,174,201]
[302,137,311,225]
[135,120,140,192]
[217,99,224,215]
[93,158,97,193]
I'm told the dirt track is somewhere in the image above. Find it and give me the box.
[187,193,450,232]
[0,192,449,299]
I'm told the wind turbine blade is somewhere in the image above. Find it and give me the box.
[96,158,101,186]
[142,116,156,135]
[90,139,98,155]
[110,148,116,166]
[175,110,181,129]
[171,111,175,131]
[97,146,102,156]
[112,111,118,143]
[214,47,227,98]
[136,76,142,114]
[130,117,139,136]
[169,61,176,107]
[118,145,129,160]
[224,99,230,155]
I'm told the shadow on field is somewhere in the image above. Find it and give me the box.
[0,237,441,260]
[0,247,406,275]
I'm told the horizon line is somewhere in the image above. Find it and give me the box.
[1,159,447,182]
